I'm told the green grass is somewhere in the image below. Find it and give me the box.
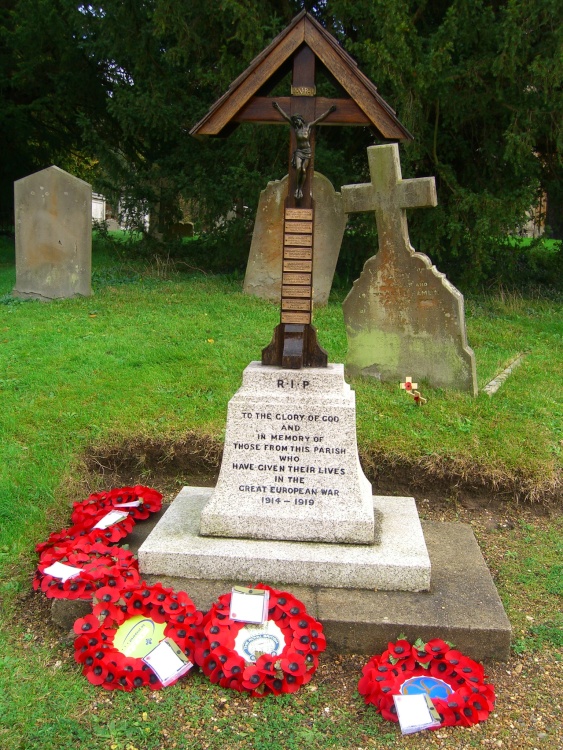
[496,517,563,653]
[0,235,561,575]
[0,234,562,749]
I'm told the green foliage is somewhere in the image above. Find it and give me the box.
[320,0,563,287]
[498,517,563,653]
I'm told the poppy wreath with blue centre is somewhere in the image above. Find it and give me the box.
[193,584,326,697]
[34,540,140,600]
[358,638,496,728]
[73,582,203,691]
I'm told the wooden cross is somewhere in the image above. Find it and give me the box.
[400,376,417,392]
[190,11,412,369]
[260,46,364,369]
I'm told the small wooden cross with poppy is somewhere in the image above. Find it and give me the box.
[400,377,427,405]
[400,376,417,392]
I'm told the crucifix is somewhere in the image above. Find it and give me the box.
[189,10,412,369]
[261,45,346,370]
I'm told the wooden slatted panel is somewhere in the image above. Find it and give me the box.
[284,247,312,259]
[280,206,315,325]
[282,285,311,297]
[285,220,313,233]
[285,208,313,220]
[283,260,312,272]
[284,233,313,246]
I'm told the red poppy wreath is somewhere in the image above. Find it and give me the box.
[36,511,136,555]
[73,582,203,691]
[34,540,140,599]
[194,584,326,697]
[358,637,496,728]
[71,486,163,526]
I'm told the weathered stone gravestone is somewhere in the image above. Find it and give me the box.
[243,172,346,305]
[14,166,92,300]
[342,144,477,395]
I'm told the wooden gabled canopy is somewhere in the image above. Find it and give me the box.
[190,9,412,141]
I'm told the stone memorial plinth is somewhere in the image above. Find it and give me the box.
[139,361,431,593]
[243,173,346,306]
[14,166,92,300]
[140,488,431,592]
[341,145,477,395]
[199,362,376,544]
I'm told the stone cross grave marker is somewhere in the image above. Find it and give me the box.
[341,144,477,394]
[13,165,92,300]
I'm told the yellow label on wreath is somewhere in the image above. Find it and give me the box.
[113,616,166,658]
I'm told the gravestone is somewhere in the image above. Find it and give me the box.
[341,144,477,395]
[14,166,92,300]
[243,172,346,305]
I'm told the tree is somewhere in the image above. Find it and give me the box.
[0,0,110,226]
[315,0,562,284]
[1,1,561,286]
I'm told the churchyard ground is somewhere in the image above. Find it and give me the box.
[0,234,561,749]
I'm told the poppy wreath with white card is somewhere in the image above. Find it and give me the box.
[73,582,202,691]
[35,511,136,554]
[194,584,326,696]
[358,637,496,728]
[34,540,141,599]
[71,485,163,525]
[34,485,164,600]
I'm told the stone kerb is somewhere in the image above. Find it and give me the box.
[243,172,346,305]
[14,165,92,300]
[199,362,378,545]
[341,145,477,395]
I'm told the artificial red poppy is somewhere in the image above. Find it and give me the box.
[86,661,110,686]
[430,657,457,680]
[433,700,458,727]
[424,638,451,660]
[387,639,412,660]
[280,652,308,677]
[74,614,101,635]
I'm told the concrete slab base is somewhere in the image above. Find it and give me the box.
[51,498,512,662]
[138,487,431,592]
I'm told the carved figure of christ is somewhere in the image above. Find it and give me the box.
[272,101,336,199]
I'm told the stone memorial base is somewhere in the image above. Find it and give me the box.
[199,362,377,545]
[139,487,431,592]
[53,505,512,661]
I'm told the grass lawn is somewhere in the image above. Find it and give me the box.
[0,234,561,749]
